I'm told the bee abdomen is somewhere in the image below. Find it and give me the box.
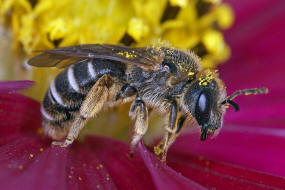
[41,59,126,123]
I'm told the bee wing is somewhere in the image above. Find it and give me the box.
[28,44,164,69]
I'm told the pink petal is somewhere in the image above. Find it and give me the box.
[0,93,41,137]
[0,81,34,93]
[66,142,118,190]
[219,1,285,126]
[0,89,152,189]
[137,142,205,190]
[167,150,285,189]
[171,125,285,177]
[85,136,156,190]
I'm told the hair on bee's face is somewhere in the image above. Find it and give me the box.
[182,72,227,140]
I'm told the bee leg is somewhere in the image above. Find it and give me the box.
[115,84,137,100]
[161,115,186,161]
[129,97,148,156]
[154,101,186,161]
[52,75,111,147]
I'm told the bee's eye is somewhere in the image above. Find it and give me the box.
[195,92,211,125]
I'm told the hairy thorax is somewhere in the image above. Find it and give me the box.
[127,66,185,114]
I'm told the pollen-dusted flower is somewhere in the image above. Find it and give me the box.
[1,0,285,189]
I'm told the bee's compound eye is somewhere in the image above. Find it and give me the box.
[198,93,207,112]
[195,92,211,125]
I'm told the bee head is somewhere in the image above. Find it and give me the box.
[182,70,227,141]
[182,70,268,141]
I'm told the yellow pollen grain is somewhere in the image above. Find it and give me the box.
[29,154,34,158]
[153,145,164,156]
[78,176,82,181]
[37,128,44,135]
[198,70,214,86]
[205,160,210,167]
[117,51,136,59]
[39,148,44,152]
[188,72,194,76]
[18,165,23,170]
[198,156,204,161]
[68,175,72,179]
[99,164,103,169]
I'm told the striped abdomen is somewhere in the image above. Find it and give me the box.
[41,59,126,139]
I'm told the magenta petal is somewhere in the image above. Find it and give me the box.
[137,142,205,190]
[0,134,66,190]
[167,150,285,189]
[0,80,34,93]
[0,93,41,136]
[219,1,285,126]
[66,143,117,190]
[171,125,285,177]
[86,136,156,190]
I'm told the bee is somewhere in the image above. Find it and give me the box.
[28,44,268,160]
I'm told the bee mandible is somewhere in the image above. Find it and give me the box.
[28,44,268,160]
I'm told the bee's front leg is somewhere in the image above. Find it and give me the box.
[129,97,148,156]
[154,100,186,161]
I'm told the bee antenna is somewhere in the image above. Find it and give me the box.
[228,100,239,112]
[221,88,268,111]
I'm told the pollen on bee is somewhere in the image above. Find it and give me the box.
[117,51,136,59]
[39,148,44,152]
[188,72,194,76]
[29,154,34,158]
[198,70,215,86]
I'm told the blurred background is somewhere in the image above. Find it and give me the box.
[0,0,234,142]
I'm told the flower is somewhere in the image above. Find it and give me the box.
[0,80,285,189]
[0,81,285,190]
[1,0,285,189]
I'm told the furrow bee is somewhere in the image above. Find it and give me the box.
[28,44,268,160]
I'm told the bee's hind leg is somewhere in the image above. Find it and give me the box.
[129,97,149,156]
[154,100,186,161]
[52,74,112,147]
